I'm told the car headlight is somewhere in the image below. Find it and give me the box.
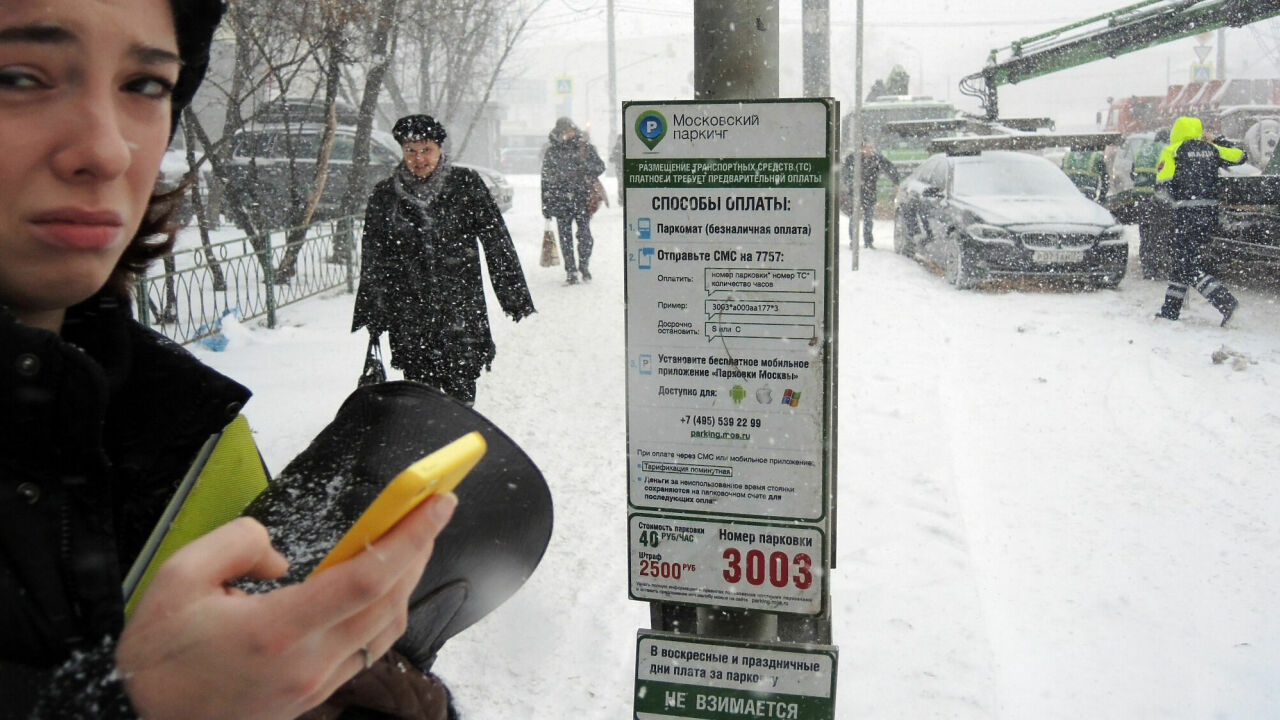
[1098,224,1126,245]
[965,223,1013,243]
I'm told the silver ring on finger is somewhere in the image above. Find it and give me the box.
[360,646,373,670]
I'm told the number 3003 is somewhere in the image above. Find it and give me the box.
[722,549,813,589]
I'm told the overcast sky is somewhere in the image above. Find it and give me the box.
[521,0,1280,128]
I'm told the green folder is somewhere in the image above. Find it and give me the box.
[122,414,269,618]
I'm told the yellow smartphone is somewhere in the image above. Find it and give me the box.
[308,431,486,576]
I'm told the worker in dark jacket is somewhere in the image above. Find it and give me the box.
[1153,116,1246,325]
[540,117,606,283]
[353,114,535,405]
[0,2,458,717]
[1134,127,1170,279]
[842,142,901,248]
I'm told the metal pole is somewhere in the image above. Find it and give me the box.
[802,0,830,98]
[608,0,619,141]
[261,236,277,330]
[694,0,779,100]
[1216,27,1226,81]
[851,0,864,270]
[344,217,356,294]
[135,278,151,328]
[658,0,779,643]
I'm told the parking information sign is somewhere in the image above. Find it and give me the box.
[629,514,826,614]
[623,99,836,523]
[635,631,837,720]
[623,99,837,612]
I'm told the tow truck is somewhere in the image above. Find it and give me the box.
[959,0,1280,121]
[954,0,1280,279]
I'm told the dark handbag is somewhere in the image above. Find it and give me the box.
[359,334,387,386]
[586,176,607,216]
[237,382,553,667]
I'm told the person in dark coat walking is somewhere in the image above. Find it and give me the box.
[353,114,535,405]
[0,1,458,717]
[1153,115,1246,325]
[541,117,606,283]
[842,142,901,248]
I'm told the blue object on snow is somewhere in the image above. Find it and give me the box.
[194,307,241,352]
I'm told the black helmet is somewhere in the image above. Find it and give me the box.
[169,0,226,138]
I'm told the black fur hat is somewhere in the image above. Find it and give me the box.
[393,115,448,145]
[169,0,225,139]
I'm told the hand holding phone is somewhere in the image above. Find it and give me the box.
[310,432,485,575]
[236,431,486,592]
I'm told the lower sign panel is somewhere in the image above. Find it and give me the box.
[635,631,838,720]
[629,514,826,615]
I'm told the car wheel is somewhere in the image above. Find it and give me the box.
[893,208,915,256]
[944,232,976,289]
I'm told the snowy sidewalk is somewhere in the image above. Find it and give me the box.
[195,182,1280,719]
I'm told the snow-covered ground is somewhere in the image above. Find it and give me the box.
[192,173,1280,719]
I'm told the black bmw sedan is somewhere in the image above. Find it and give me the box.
[893,150,1128,289]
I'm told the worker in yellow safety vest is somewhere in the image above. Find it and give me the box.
[1131,128,1169,195]
[1061,149,1108,202]
[1153,116,1247,325]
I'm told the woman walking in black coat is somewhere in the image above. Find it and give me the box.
[353,114,535,404]
[540,117,606,284]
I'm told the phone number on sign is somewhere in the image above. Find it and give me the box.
[682,414,763,428]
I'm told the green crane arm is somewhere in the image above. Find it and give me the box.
[961,0,1280,119]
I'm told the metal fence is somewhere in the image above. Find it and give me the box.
[134,217,362,345]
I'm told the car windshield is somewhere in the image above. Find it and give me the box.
[952,154,1082,198]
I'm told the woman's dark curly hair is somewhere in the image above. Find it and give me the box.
[105,184,187,298]
[106,0,224,299]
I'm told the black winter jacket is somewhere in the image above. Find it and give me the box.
[0,292,250,718]
[540,135,605,219]
[841,150,901,207]
[1165,138,1245,203]
[352,164,534,382]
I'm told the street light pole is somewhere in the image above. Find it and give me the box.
[802,0,830,98]
[694,0,779,100]
[851,0,864,270]
[608,0,619,140]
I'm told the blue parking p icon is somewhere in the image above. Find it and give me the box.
[636,111,667,150]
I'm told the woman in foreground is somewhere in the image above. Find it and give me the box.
[0,1,456,717]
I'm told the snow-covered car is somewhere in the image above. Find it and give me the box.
[459,160,514,213]
[894,150,1128,289]
[157,135,191,193]
[223,123,512,228]
[156,131,211,225]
